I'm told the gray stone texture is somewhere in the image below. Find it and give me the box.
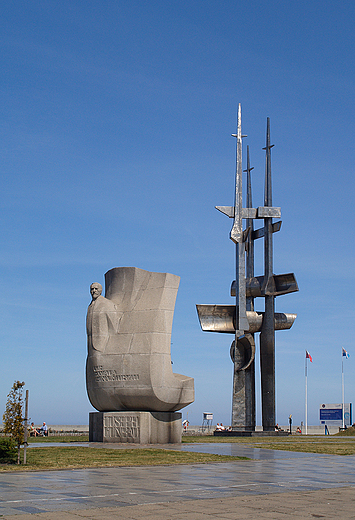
[2,447,355,518]
[86,267,194,413]
[89,411,182,443]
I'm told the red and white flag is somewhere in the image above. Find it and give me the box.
[306,350,313,362]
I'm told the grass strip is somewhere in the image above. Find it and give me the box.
[182,435,355,455]
[0,447,249,472]
[241,441,355,455]
[28,435,89,443]
[335,426,355,436]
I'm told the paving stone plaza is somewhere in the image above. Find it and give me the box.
[1,442,355,519]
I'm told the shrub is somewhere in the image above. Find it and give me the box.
[0,437,17,463]
[3,380,25,464]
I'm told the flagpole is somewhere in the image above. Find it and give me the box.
[305,352,308,435]
[342,353,345,429]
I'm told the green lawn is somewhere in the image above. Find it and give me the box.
[0,447,248,471]
[182,433,355,455]
[2,428,354,471]
[28,434,89,443]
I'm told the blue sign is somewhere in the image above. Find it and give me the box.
[319,409,342,421]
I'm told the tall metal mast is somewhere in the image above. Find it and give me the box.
[230,104,251,429]
[244,145,255,430]
[196,106,298,434]
[245,145,255,308]
[260,118,276,431]
[230,104,248,332]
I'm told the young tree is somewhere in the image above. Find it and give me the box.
[3,381,25,464]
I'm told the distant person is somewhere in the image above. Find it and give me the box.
[40,422,48,436]
[296,426,301,433]
[29,422,38,437]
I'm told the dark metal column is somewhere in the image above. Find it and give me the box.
[260,118,275,431]
[244,145,255,430]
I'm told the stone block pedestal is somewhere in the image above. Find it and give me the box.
[89,411,182,444]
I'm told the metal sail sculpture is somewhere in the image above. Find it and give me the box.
[196,104,298,432]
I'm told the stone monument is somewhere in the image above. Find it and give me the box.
[197,104,298,434]
[86,266,194,443]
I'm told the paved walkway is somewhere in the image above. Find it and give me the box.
[1,443,355,518]
[1,488,355,519]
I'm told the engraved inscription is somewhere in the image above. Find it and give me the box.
[104,415,140,442]
[93,365,139,383]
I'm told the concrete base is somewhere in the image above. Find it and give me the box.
[89,411,182,444]
[214,430,290,437]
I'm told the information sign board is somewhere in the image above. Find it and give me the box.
[319,403,352,426]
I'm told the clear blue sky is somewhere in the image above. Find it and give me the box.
[1,0,354,427]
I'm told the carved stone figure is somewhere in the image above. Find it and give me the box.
[86,267,194,413]
[86,283,120,353]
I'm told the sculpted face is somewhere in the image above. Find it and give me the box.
[90,283,102,301]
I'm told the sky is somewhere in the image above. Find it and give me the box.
[1,0,354,428]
